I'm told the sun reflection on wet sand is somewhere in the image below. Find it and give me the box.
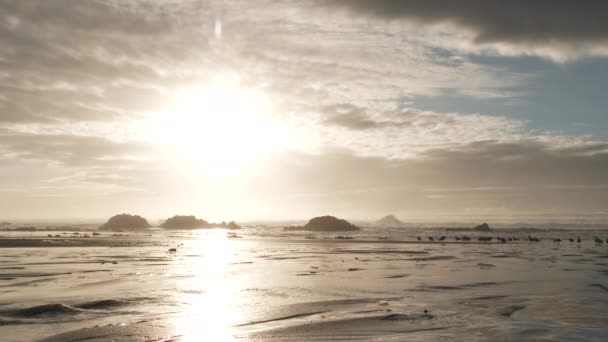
[172,230,242,341]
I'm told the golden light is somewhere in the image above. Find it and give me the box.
[173,230,241,341]
[147,78,287,180]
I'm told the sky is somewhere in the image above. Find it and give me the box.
[1,0,608,222]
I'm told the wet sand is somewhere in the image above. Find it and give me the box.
[1,228,608,341]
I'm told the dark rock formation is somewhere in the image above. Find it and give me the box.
[160,215,241,230]
[160,215,209,229]
[472,223,492,231]
[284,216,359,232]
[219,221,241,229]
[100,214,151,231]
[226,221,240,229]
[376,215,404,227]
[446,222,493,232]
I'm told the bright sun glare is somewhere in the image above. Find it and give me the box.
[149,79,285,178]
[174,231,239,341]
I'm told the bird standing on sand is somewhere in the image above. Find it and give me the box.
[417,236,421,241]
[428,237,435,241]
[595,236,604,243]
[577,236,582,243]
[438,236,446,241]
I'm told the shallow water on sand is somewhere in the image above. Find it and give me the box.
[1,228,608,341]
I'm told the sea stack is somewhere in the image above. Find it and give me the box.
[284,216,359,232]
[472,222,492,232]
[376,215,404,227]
[160,215,209,229]
[100,214,151,231]
[160,215,241,230]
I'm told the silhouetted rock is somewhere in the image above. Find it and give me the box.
[376,215,404,227]
[472,223,492,232]
[160,215,209,229]
[446,222,493,232]
[100,214,151,231]
[160,215,241,230]
[204,220,240,229]
[227,221,240,229]
[284,216,359,232]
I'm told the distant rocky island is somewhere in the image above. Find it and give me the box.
[376,215,404,227]
[284,216,359,232]
[160,215,240,229]
[446,222,492,232]
[100,214,151,231]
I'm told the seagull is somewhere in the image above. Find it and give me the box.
[428,236,435,241]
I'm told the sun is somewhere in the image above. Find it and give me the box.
[148,80,285,178]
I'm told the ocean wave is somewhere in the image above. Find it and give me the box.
[74,299,131,310]
[1,298,142,319]
[5,303,84,317]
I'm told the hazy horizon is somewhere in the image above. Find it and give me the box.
[4,212,608,228]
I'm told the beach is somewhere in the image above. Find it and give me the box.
[1,227,607,341]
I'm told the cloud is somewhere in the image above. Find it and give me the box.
[1,126,607,219]
[0,0,530,129]
[328,0,608,60]
[315,106,525,158]
[1,1,607,219]
[0,129,153,167]
[0,0,215,125]
[248,140,608,218]
[322,104,407,130]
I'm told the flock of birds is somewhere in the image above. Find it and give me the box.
[416,235,608,244]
